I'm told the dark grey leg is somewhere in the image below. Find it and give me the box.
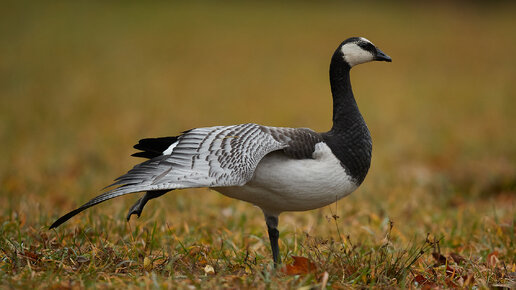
[126,190,168,221]
[265,214,281,266]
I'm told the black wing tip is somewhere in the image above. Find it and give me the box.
[49,207,84,229]
[49,221,61,229]
[132,136,180,159]
[133,136,179,150]
[131,152,158,159]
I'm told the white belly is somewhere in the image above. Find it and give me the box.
[215,142,358,215]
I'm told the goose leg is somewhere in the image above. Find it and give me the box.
[126,190,168,221]
[265,214,281,266]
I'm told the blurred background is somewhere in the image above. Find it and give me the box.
[0,0,515,271]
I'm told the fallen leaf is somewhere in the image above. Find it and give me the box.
[487,251,499,267]
[445,277,458,288]
[413,274,428,285]
[197,258,208,266]
[432,252,448,266]
[143,257,152,270]
[461,273,475,286]
[21,251,40,261]
[421,282,438,290]
[450,252,466,265]
[281,256,317,275]
[188,246,201,256]
[320,271,329,288]
[76,255,90,263]
[204,264,215,275]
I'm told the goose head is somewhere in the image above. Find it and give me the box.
[339,37,392,67]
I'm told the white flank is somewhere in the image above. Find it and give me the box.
[341,42,374,67]
[216,142,358,215]
[162,141,178,155]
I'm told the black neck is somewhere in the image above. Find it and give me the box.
[329,52,362,129]
[323,50,372,185]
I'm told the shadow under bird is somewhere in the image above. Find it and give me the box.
[50,37,392,266]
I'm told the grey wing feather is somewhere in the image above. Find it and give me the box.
[126,124,287,187]
[108,124,323,196]
[50,123,322,229]
[263,126,324,159]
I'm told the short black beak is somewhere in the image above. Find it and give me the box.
[375,48,392,62]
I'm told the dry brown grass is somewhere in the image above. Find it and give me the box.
[1,1,515,288]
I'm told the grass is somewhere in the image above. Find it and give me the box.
[1,1,515,288]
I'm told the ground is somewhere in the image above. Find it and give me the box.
[0,1,515,288]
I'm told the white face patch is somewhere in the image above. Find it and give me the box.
[341,42,374,67]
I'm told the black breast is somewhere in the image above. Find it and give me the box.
[322,120,372,185]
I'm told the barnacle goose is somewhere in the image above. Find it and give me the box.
[50,37,392,265]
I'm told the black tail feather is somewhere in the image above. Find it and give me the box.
[132,136,179,159]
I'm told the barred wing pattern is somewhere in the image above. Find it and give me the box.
[262,126,324,159]
[110,124,323,195]
[112,123,289,190]
[49,123,323,229]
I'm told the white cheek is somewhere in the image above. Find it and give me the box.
[341,43,374,67]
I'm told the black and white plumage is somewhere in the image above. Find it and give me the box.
[50,37,392,265]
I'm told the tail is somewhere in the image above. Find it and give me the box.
[132,136,180,159]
